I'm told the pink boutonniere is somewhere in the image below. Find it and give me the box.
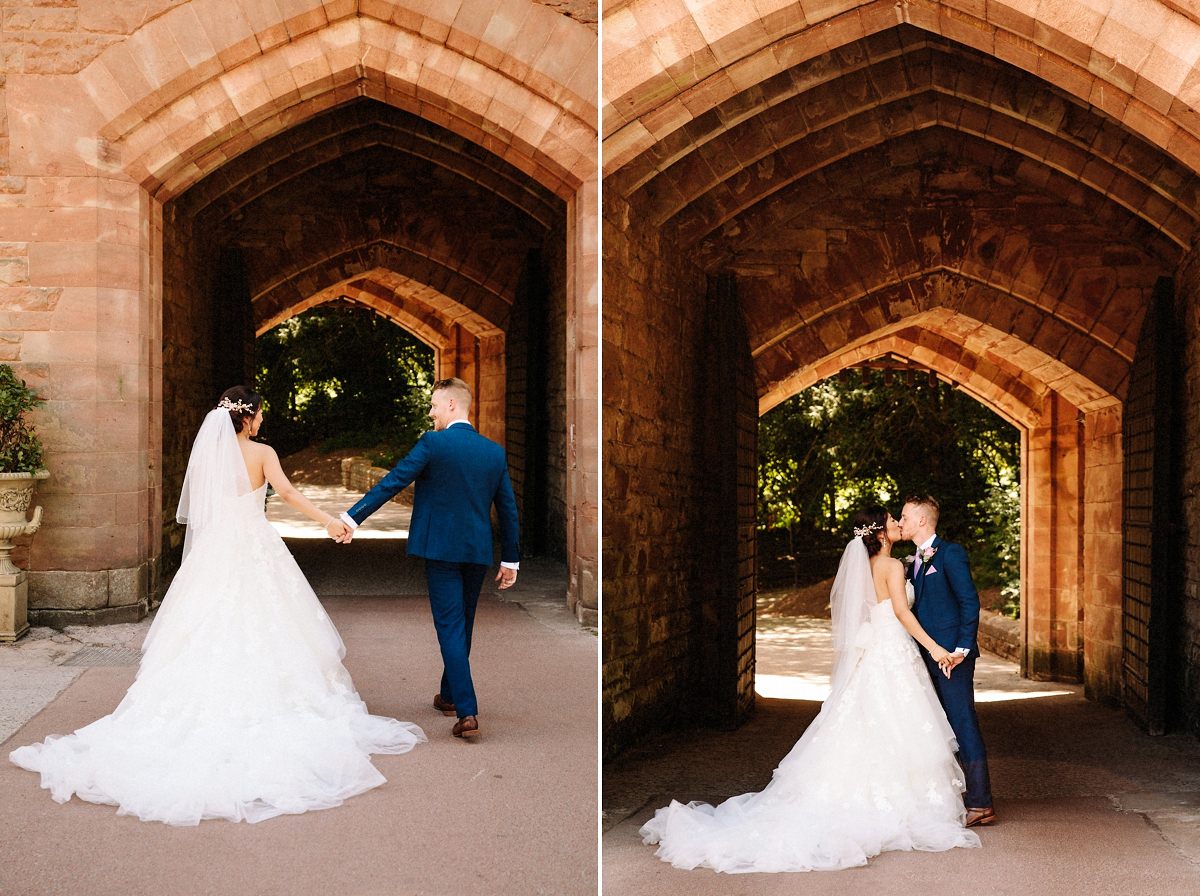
[918,546,938,564]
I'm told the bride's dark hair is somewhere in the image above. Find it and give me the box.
[851,506,889,557]
[217,385,262,434]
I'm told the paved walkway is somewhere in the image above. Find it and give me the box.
[604,614,1200,896]
[0,490,596,896]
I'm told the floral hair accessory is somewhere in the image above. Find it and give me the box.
[218,397,254,414]
[853,522,881,538]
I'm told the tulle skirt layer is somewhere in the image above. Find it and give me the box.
[10,506,425,825]
[641,606,979,873]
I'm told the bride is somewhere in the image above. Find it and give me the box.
[641,507,980,873]
[9,386,426,825]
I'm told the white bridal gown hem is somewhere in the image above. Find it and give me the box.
[10,483,426,826]
[640,583,980,873]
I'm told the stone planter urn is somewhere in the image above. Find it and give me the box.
[0,469,49,642]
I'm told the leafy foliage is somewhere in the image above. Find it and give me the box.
[256,306,435,463]
[0,365,45,473]
[758,369,1021,616]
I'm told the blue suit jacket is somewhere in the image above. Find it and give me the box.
[347,423,520,567]
[911,535,980,654]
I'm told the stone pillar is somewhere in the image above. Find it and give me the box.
[567,176,598,625]
[602,186,754,756]
[698,273,757,726]
[1023,392,1083,682]
[14,174,159,625]
[1175,244,1200,736]
[1082,404,1123,705]
[439,325,505,447]
[476,334,506,446]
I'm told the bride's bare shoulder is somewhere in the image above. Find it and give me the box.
[875,555,904,577]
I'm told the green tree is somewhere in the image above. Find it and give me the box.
[758,369,1020,615]
[256,306,435,462]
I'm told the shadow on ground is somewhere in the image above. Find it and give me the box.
[603,615,1200,896]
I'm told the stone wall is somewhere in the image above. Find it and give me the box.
[543,217,569,561]
[603,190,757,757]
[505,233,569,563]
[699,273,758,727]
[0,0,597,627]
[340,457,412,504]
[1178,246,1200,737]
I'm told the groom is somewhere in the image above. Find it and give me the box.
[899,494,995,827]
[335,377,520,740]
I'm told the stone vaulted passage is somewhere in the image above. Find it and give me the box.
[0,1,599,627]
[603,1,1200,755]
[160,98,569,572]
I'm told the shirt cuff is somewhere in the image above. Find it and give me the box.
[500,561,519,570]
[340,512,359,530]
[954,647,970,656]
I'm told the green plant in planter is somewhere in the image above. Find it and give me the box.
[0,365,45,474]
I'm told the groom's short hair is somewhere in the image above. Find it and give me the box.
[433,376,472,408]
[904,493,940,528]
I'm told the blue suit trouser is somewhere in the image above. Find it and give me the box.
[425,559,487,718]
[920,647,993,809]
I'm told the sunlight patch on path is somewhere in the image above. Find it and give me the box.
[755,615,1078,704]
[266,484,410,539]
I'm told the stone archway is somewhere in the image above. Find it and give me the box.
[769,299,1125,698]
[603,1,1200,754]
[2,1,597,625]
[263,267,508,445]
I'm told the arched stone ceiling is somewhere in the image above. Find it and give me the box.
[607,24,1188,412]
[763,317,1060,430]
[73,2,598,200]
[257,267,502,343]
[252,241,516,335]
[603,1,1200,178]
[182,100,562,230]
[756,274,1129,416]
[616,30,1199,251]
[172,99,561,335]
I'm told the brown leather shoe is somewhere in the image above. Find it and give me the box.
[965,807,996,827]
[433,694,456,717]
[452,715,480,739]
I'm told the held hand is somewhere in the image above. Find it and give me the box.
[325,518,348,541]
[931,646,953,679]
[495,567,517,590]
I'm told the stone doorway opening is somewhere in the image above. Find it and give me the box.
[7,3,598,628]
[603,3,1200,755]
[754,366,1024,702]
[160,97,569,578]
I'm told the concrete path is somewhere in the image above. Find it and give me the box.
[0,492,597,896]
[603,614,1200,896]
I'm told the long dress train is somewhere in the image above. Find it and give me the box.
[10,481,425,825]
[640,581,979,873]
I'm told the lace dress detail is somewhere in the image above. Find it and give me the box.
[640,580,978,873]
[10,483,426,825]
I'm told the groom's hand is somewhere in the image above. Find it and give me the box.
[495,567,517,590]
[325,518,348,541]
[943,652,966,675]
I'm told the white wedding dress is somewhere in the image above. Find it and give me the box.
[10,409,425,826]
[641,542,979,873]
